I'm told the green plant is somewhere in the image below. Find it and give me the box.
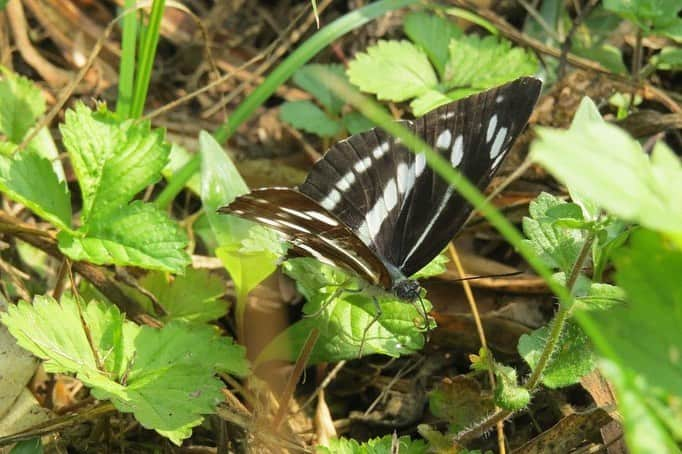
[279,64,374,138]
[347,12,538,115]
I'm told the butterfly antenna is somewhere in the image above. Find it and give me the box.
[453,270,523,282]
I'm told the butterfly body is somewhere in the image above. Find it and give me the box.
[220,77,542,300]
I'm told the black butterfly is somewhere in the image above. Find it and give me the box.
[219,77,541,302]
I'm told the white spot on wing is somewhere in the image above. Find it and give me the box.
[396,162,410,194]
[451,135,464,167]
[440,111,456,120]
[357,178,399,245]
[305,210,339,226]
[321,189,341,210]
[372,142,390,159]
[255,216,281,227]
[353,156,372,173]
[490,126,508,159]
[281,207,312,220]
[415,153,426,177]
[278,219,311,233]
[336,171,356,191]
[486,114,498,143]
[435,129,452,150]
[496,95,504,103]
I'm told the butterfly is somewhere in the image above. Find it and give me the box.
[219,77,541,302]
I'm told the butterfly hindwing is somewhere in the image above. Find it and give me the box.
[220,188,393,288]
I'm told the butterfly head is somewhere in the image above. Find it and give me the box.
[392,278,421,302]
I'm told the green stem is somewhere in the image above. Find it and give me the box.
[116,0,138,118]
[154,0,417,208]
[130,0,165,118]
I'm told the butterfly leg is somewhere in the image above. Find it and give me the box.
[304,278,356,319]
[357,296,382,358]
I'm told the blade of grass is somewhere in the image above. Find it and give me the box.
[116,0,138,118]
[154,0,418,209]
[130,0,166,118]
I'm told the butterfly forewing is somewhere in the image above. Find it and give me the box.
[299,77,542,279]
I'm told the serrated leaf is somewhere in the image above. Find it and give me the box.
[0,295,248,445]
[494,364,530,410]
[0,67,45,143]
[292,64,347,114]
[317,435,428,454]
[443,35,537,92]
[256,258,431,364]
[518,321,596,388]
[57,201,189,274]
[580,229,682,399]
[60,103,170,223]
[279,100,342,137]
[136,269,228,323]
[0,295,132,380]
[0,150,72,230]
[531,117,682,248]
[91,321,248,445]
[341,111,374,135]
[404,12,462,77]
[347,40,438,102]
[522,192,586,274]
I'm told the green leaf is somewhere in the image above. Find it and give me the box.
[575,282,626,311]
[531,116,682,247]
[199,131,283,298]
[443,35,537,93]
[279,100,342,137]
[0,67,45,143]
[163,143,202,195]
[57,201,189,274]
[604,0,682,40]
[403,12,462,77]
[580,229,682,399]
[0,295,248,445]
[599,360,681,454]
[410,89,454,116]
[655,46,682,70]
[518,321,596,388]
[91,321,248,445]
[292,64,347,114]
[0,150,72,230]
[429,376,495,432]
[347,40,438,102]
[522,192,586,274]
[317,435,428,454]
[59,103,170,223]
[136,269,228,323]
[256,258,431,364]
[9,438,42,454]
[410,253,448,280]
[341,111,374,135]
[494,364,530,410]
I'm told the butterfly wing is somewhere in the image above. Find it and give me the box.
[219,188,393,288]
[299,77,542,279]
